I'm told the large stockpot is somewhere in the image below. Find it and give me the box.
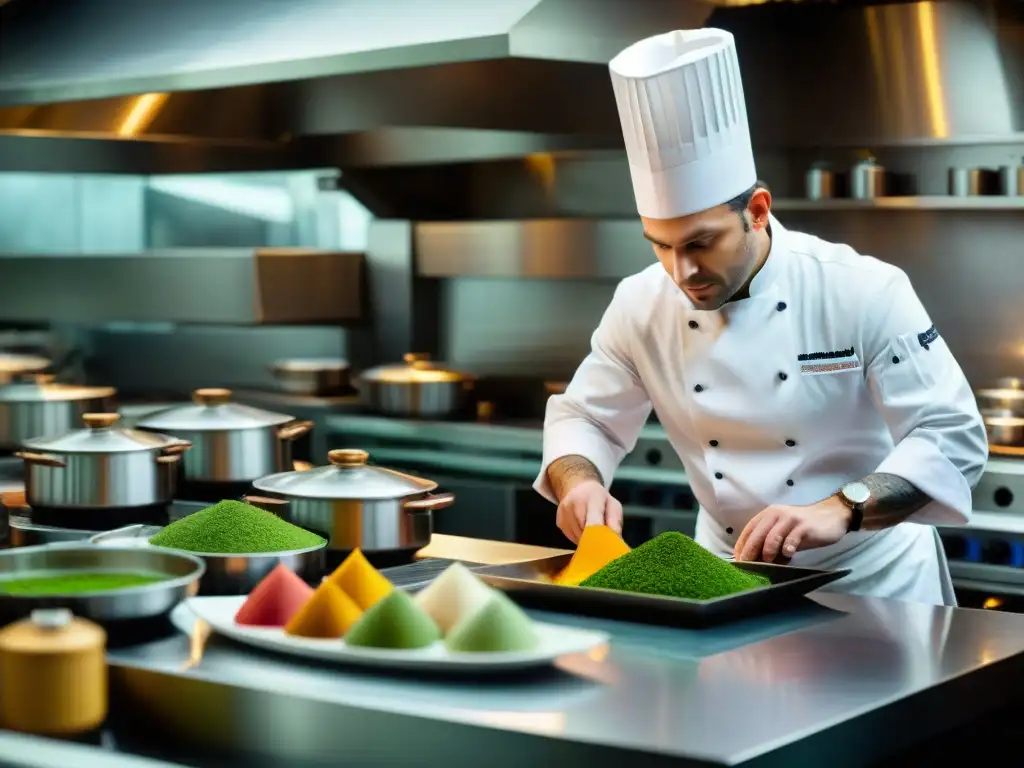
[18,413,191,510]
[136,388,313,484]
[359,353,475,418]
[0,374,116,452]
[252,448,454,553]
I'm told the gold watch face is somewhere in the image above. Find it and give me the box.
[841,481,871,506]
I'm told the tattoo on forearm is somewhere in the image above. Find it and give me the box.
[547,455,602,502]
[859,472,931,529]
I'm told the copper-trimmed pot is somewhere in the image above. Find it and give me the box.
[0,374,116,452]
[17,413,190,510]
[252,448,454,553]
[136,388,313,484]
[358,353,474,419]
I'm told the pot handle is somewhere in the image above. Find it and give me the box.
[15,451,67,469]
[243,495,290,513]
[156,454,182,465]
[277,420,314,442]
[404,492,455,513]
[160,440,193,456]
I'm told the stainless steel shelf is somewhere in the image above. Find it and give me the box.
[0,249,363,325]
[774,197,1024,211]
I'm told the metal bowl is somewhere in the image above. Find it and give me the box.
[0,545,205,623]
[90,524,328,595]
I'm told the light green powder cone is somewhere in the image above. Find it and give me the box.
[344,589,441,650]
[445,592,539,653]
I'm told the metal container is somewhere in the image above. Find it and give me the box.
[136,389,313,484]
[850,157,886,199]
[18,413,191,511]
[359,353,475,419]
[252,448,455,554]
[0,354,50,386]
[0,544,205,623]
[90,524,327,596]
[0,609,107,736]
[0,374,116,452]
[270,359,351,396]
[984,414,1024,446]
[949,167,996,197]
[975,386,1024,414]
[999,164,1024,196]
[805,165,837,200]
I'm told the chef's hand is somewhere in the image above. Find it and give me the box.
[734,496,852,563]
[556,480,623,544]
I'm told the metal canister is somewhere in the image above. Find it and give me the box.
[999,164,1024,196]
[805,165,837,200]
[851,158,886,199]
[0,608,108,736]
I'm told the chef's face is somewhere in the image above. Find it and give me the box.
[642,188,772,310]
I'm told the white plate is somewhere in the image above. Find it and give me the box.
[184,595,610,673]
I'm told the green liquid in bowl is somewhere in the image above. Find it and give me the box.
[0,572,169,596]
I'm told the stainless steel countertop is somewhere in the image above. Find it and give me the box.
[100,536,1024,767]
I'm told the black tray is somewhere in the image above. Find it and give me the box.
[473,554,850,628]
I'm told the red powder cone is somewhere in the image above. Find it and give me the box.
[235,564,314,627]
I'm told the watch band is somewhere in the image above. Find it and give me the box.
[836,484,866,533]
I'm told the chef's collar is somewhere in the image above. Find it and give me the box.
[746,212,788,297]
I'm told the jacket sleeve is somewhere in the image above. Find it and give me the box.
[862,269,987,525]
[533,282,652,504]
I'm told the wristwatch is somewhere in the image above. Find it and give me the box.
[837,481,871,532]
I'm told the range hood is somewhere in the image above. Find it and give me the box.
[0,0,713,172]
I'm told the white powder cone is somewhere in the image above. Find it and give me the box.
[414,562,493,634]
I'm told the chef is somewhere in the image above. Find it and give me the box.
[534,28,987,606]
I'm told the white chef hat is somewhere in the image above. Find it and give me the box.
[609,28,757,220]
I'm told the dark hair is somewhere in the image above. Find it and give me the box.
[726,181,769,232]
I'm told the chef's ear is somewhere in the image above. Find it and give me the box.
[747,187,772,231]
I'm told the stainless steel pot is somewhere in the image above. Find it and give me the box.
[251,448,455,553]
[0,374,116,452]
[17,413,191,510]
[270,359,351,396]
[984,412,1024,446]
[359,353,475,418]
[976,384,1024,415]
[136,388,313,484]
[0,354,50,386]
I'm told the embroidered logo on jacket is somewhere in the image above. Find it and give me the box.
[798,347,861,375]
[917,325,939,350]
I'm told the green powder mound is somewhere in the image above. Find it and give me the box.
[345,590,441,650]
[579,532,771,600]
[446,592,539,653]
[149,499,325,554]
[0,572,167,596]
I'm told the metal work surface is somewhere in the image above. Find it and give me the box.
[103,584,1024,767]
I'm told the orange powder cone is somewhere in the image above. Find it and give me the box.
[326,549,393,610]
[284,581,363,639]
[554,525,631,586]
[235,564,314,627]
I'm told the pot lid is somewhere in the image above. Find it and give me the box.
[0,374,116,403]
[137,388,294,431]
[252,448,437,500]
[0,353,50,372]
[21,413,181,454]
[361,353,471,384]
[272,358,350,373]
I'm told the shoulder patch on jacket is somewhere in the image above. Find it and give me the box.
[917,325,939,350]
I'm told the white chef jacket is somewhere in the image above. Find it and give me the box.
[535,215,987,606]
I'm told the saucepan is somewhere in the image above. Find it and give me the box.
[251,448,455,554]
[17,413,191,510]
[983,409,1024,447]
[358,353,475,419]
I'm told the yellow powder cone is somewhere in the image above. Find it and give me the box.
[553,525,631,586]
[284,581,363,638]
[326,549,394,610]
